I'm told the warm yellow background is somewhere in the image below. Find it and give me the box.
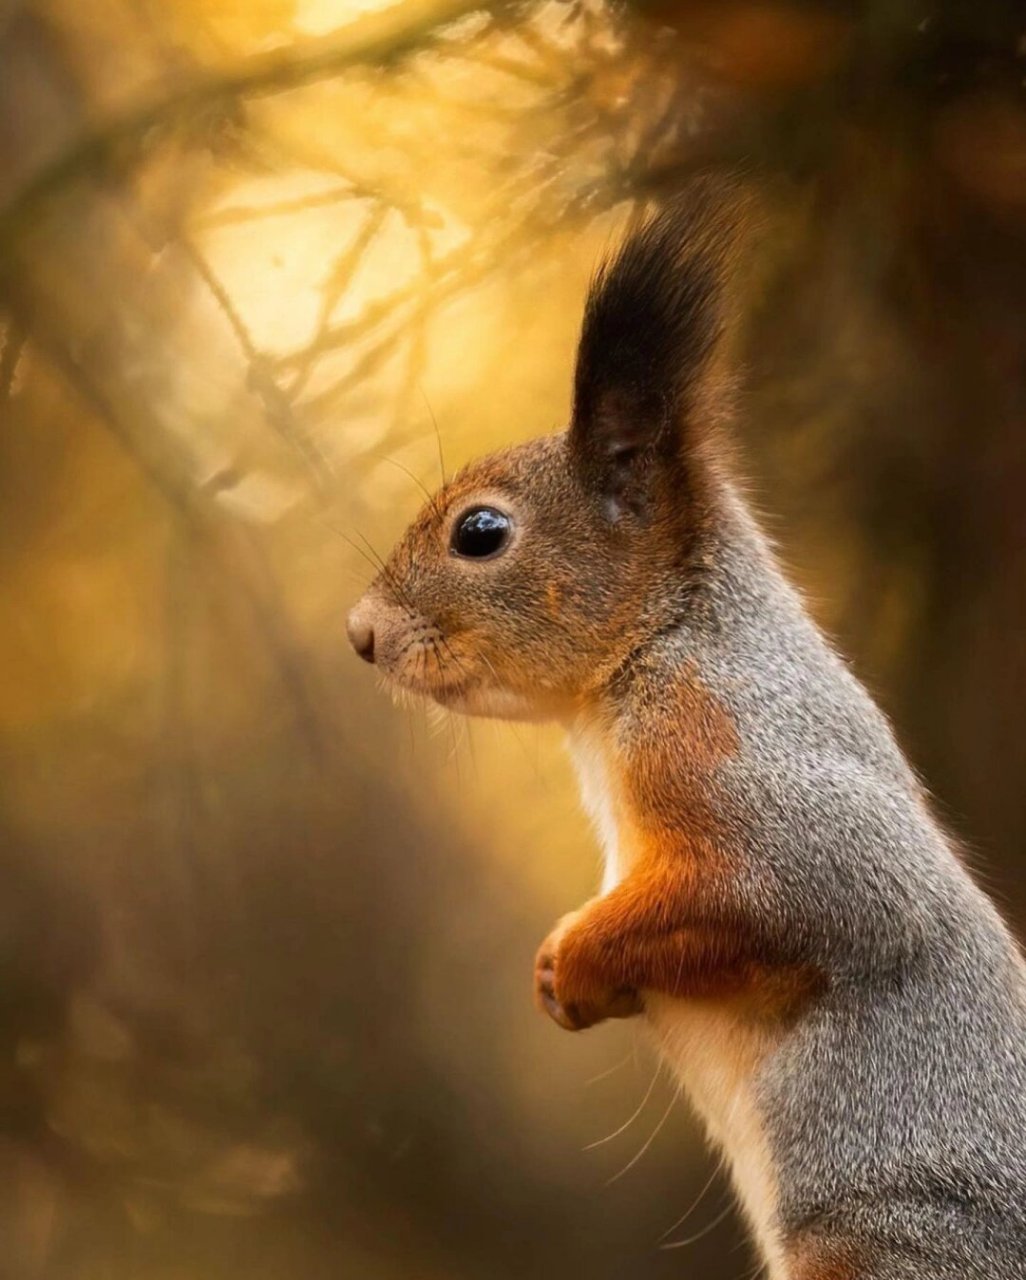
[1,1,1025,1276]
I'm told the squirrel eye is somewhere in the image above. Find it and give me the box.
[451,507,512,560]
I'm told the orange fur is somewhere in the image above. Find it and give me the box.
[787,1238,863,1280]
[536,665,817,1030]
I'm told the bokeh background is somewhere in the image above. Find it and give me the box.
[1,1,1025,1276]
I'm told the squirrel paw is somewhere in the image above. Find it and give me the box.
[535,947,589,1031]
[534,917,642,1032]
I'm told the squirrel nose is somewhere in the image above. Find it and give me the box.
[346,610,375,664]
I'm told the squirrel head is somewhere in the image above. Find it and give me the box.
[347,177,746,721]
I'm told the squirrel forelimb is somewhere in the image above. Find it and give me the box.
[534,853,790,1032]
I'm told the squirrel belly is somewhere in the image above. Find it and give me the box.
[647,991,787,1278]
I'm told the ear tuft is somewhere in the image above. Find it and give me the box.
[570,174,747,520]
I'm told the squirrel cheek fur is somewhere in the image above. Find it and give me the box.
[350,177,1026,1279]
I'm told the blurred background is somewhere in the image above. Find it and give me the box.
[1,0,1025,1276]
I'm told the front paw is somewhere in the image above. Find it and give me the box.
[534,938,589,1031]
[534,916,642,1032]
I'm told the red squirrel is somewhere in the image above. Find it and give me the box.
[347,177,1026,1279]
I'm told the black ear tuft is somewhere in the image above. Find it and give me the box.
[569,175,744,521]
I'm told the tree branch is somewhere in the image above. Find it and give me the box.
[0,0,497,249]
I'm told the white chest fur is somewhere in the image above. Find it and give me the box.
[647,995,785,1279]
[564,723,785,1278]
[568,722,624,894]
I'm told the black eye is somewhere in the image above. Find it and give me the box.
[451,507,512,559]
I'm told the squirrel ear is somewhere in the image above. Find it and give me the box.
[569,177,743,522]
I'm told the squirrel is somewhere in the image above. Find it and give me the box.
[346,177,1026,1279]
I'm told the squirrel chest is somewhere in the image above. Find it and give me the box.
[567,717,787,1277]
[569,719,627,894]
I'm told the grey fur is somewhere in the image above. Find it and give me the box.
[629,485,1026,1275]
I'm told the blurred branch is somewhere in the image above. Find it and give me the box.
[14,311,327,757]
[274,118,618,386]
[176,236,334,487]
[23,307,192,511]
[449,46,560,87]
[391,221,435,433]
[285,203,390,403]
[295,176,614,425]
[0,313,27,401]
[268,117,629,426]
[191,185,359,230]
[0,0,498,249]
[254,131,446,231]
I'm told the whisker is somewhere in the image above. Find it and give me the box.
[448,708,463,789]
[584,1064,660,1150]
[624,1025,644,1083]
[584,1051,634,1087]
[437,642,538,776]
[474,647,499,684]
[736,1251,769,1280]
[465,716,480,782]
[378,454,435,506]
[321,520,386,580]
[354,530,389,575]
[429,636,464,785]
[420,386,447,487]
[656,1160,723,1242]
[605,1089,678,1186]
[659,1199,735,1251]
[406,698,417,756]
[352,530,417,614]
[488,716,541,783]
[319,520,411,615]
[437,633,468,681]
[475,651,542,778]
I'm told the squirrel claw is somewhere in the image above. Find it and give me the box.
[534,944,642,1032]
[536,955,587,1030]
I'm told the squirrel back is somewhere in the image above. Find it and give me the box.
[347,177,1026,1279]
